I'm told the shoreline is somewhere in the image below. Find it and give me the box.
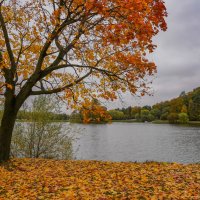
[16,119,200,126]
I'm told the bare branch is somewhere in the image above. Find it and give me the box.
[31,69,92,95]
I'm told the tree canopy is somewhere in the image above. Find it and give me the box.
[0,0,167,109]
[0,0,167,161]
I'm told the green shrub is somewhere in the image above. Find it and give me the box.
[11,96,77,159]
[168,113,178,124]
[178,113,189,124]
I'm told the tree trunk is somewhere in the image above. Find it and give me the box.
[0,99,18,162]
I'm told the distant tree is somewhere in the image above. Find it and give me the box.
[135,113,141,121]
[72,99,111,123]
[160,105,170,117]
[179,91,186,97]
[142,105,151,111]
[131,106,141,119]
[140,109,150,122]
[127,106,133,119]
[190,88,200,120]
[108,110,125,120]
[0,111,2,120]
[150,87,200,122]
[160,112,168,120]
[121,107,133,119]
[139,109,155,122]
[168,113,178,124]
[178,113,189,124]
[70,110,83,123]
[150,108,161,119]
[148,113,155,122]
[54,114,70,121]
[152,101,170,119]
[188,100,200,121]
[181,105,188,114]
[193,88,200,103]
[169,98,184,114]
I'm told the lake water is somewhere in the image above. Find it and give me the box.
[68,122,200,164]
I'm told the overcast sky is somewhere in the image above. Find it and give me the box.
[109,0,200,109]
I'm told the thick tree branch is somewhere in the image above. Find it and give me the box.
[34,14,85,73]
[0,8,16,75]
[30,69,92,95]
[15,14,86,108]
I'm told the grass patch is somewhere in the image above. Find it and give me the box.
[111,119,138,123]
[188,121,200,126]
[152,120,169,124]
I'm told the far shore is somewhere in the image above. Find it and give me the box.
[56,119,200,126]
[112,119,200,126]
[16,119,200,126]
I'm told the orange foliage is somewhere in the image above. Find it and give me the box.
[0,159,199,199]
[81,103,111,123]
[0,0,167,115]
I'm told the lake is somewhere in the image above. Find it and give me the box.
[67,122,200,164]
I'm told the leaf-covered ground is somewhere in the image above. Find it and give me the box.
[0,159,200,199]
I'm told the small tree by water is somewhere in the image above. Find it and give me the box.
[11,96,77,159]
[178,113,189,124]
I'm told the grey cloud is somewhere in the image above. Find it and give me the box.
[142,0,200,104]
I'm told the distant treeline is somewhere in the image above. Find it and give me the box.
[16,111,70,121]
[1,87,199,124]
[0,109,70,121]
[108,87,200,123]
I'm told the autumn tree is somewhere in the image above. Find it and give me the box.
[0,0,167,161]
[81,98,111,123]
[131,106,141,119]
[167,113,178,124]
[189,88,200,121]
[70,98,111,123]
[181,105,187,114]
